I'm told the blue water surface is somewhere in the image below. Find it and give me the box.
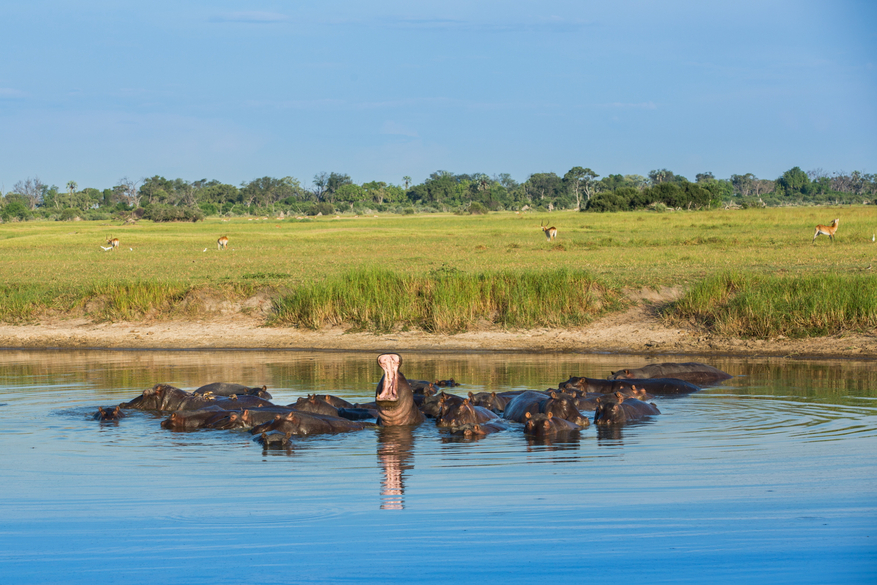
[0,350,874,584]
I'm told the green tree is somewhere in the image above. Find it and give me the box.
[775,166,810,197]
[522,173,564,208]
[334,183,364,208]
[563,166,599,210]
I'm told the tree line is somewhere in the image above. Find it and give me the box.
[2,166,875,222]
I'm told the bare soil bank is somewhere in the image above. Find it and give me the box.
[2,287,875,358]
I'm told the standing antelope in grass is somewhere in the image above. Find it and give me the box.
[105,237,120,251]
[540,221,558,241]
[812,218,839,243]
[217,235,229,250]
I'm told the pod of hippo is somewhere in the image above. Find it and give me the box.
[100,357,731,448]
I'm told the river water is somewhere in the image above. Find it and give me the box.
[0,349,874,584]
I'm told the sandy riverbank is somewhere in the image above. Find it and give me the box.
[1,299,874,358]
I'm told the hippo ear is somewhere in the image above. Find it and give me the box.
[547,412,553,419]
[468,391,474,399]
[550,391,557,398]
[113,406,121,415]
[262,385,267,391]
[491,392,496,398]
[463,398,469,405]
[525,412,532,419]
[615,392,625,403]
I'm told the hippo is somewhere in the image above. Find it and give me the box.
[607,362,732,386]
[314,394,356,409]
[435,398,499,428]
[434,379,460,387]
[468,391,511,413]
[593,392,661,425]
[559,376,696,397]
[122,384,210,412]
[523,412,582,437]
[93,406,125,421]
[250,411,367,437]
[194,382,273,400]
[541,392,589,427]
[503,390,550,423]
[406,380,439,395]
[420,391,465,419]
[255,430,291,448]
[337,407,379,421]
[209,394,276,410]
[374,354,425,426]
[447,420,508,438]
[240,407,296,428]
[161,407,242,431]
[288,395,339,417]
[123,384,277,413]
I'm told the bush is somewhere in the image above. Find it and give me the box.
[467,202,488,215]
[141,205,204,222]
[59,208,80,221]
[306,202,335,216]
[198,202,219,216]
[1,201,31,222]
[585,190,632,212]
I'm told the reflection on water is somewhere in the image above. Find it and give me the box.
[0,349,875,584]
[377,426,415,510]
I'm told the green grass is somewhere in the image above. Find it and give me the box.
[0,206,875,335]
[666,271,877,338]
[270,266,624,333]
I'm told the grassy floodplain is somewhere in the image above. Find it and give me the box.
[0,206,875,337]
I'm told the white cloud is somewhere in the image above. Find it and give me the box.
[380,121,418,137]
[210,12,289,24]
[0,88,26,98]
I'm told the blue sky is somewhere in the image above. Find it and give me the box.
[1,1,875,191]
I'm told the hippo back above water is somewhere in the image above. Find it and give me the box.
[559,376,699,397]
[194,382,273,400]
[608,362,732,386]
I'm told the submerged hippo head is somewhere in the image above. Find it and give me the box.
[594,392,627,425]
[94,406,124,421]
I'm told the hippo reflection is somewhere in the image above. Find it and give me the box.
[377,426,415,510]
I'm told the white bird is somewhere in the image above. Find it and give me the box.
[129,248,133,251]
[203,248,208,252]
[872,234,875,242]
[100,246,112,251]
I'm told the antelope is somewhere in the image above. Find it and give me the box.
[812,218,839,243]
[217,235,229,250]
[540,221,558,241]
[106,237,120,251]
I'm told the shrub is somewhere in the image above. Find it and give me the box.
[141,205,204,222]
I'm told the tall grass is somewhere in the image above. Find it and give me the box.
[83,281,190,321]
[271,266,625,333]
[666,271,877,338]
[0,284,75,322]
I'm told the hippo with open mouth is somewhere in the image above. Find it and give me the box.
[375,353,425,426]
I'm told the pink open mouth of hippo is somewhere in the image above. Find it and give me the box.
[376,353,401,402]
